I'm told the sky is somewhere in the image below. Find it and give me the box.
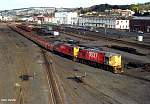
[0,0,149,10]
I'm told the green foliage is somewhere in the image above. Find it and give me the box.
[131,4,140,12]
[131,2,150,12]
[77,2,150,14]
[140,2,150,10]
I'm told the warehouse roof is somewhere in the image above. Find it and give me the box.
[132,16,150,20]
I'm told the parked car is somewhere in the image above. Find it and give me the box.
[138,31,144,34]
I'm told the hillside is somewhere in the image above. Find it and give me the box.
[77,2,150,14]
[90,4,131,12]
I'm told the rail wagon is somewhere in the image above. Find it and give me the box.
[53,42,64,53]
[47,43,55,51]
[53,43,74,57]
[53,42,80,60]
[17,24,33,32]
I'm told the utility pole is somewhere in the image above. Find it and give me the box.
[104,24,107,36]
[19,87,23,104]
[15,83,23,104]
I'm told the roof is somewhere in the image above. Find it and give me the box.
[83,47,103,52]
[101,51,121,57]
[79,15,129,20]
[132,16,150,20]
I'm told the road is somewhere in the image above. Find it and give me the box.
[0,23,49,104]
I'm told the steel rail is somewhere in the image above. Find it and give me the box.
[41,49,66,104]
[60,30,150,50]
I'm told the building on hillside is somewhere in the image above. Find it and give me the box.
[130,16,150,33]
[16,7,55,16]
[78,16,129,30]
[111,9,134,17]
[18,16,34,22]
[0,16,13,21]
[33,15,54,24]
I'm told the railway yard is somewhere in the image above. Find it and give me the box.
[0,22,150,104]
[0,23,51,104]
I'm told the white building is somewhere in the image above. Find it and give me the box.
[19,17,34,22]
[54,12,78,25]
[78,16,129,30]
[33,15,54,24]
[111,9,134,17]
[0,16,13,21]
[115,20,129,29]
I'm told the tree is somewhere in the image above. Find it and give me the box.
[131,4,141,13]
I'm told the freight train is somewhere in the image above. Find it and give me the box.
[9,24,123,73]
[17,24,33,32]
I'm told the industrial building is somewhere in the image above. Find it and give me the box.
[130,16,150,33]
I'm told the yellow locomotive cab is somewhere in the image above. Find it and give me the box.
[109,55,121,67]
[103,51,123,73]
[109,55,123,73]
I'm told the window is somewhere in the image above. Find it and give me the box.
[117,21,119,25]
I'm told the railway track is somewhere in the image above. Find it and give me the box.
[60,31,150,82]
[7,24,66,104]
[41,49,66,104]
[7,24,150,104]
[120,72,150,83]
[51,55,150,104]
[61,30,150,50]
[51,56,123,104]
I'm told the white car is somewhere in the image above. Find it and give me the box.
[95,30,99,32]
[138,31,144,34]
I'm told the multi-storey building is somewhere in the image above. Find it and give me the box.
[54,12,78,25]
[78,16,129,30]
